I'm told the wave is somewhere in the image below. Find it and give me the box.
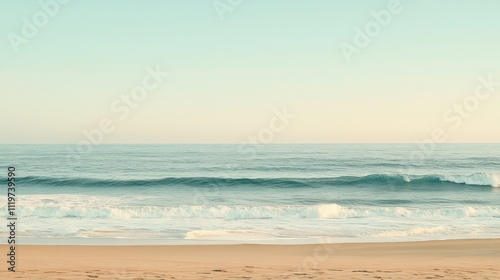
[22,172,500,188]
[10,203,500,219]
[437,173,500,188]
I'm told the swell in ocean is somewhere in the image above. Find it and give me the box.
[22,172,500,188]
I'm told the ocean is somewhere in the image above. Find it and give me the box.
[1,144,499,245]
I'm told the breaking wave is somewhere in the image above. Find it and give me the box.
[11,203,500,219]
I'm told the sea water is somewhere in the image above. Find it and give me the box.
[0,144,499,245]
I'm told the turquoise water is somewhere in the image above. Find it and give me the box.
[1,144,499,244]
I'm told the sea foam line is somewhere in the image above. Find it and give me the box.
[8,204,500,219]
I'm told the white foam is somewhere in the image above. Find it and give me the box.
[8,199,500,219]
[439,173,500,187]
[374,226,449,237]
[185,229,271,240]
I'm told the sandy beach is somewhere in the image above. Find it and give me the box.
[1,238,498,279]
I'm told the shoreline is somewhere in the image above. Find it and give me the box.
[6,235,500,246]
[3,238,499,279]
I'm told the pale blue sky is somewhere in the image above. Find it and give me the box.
[1,0,500,143]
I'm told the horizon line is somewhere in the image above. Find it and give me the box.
[1,142,500,145]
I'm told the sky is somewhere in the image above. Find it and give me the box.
[1,0,500,144]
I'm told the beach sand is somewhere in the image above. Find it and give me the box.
[2,239,499,279]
